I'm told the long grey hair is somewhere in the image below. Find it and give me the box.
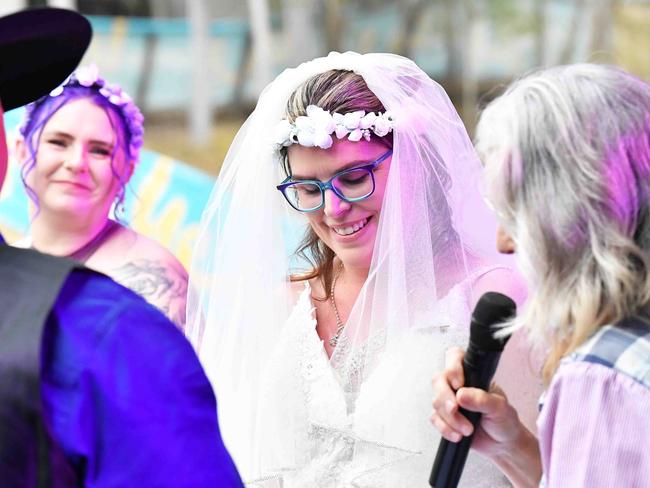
[476,64,650,382]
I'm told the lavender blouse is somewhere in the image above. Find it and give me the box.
[537,322,650,487]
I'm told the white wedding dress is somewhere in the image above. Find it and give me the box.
[246,280,511,488]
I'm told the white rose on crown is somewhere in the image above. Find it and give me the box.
[274,120,295,147]
[75,64,100,87]
[373,117,391,137]
[274,105,394,150]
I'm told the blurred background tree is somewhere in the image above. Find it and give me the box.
[1,0,646,265]
[3,0,648,176]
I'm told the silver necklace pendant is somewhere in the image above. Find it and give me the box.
[328,323,345,347]
[328,261,345,348]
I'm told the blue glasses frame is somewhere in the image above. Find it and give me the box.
[276,149,392,212]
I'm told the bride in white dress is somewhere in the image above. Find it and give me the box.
[187,52,538,487]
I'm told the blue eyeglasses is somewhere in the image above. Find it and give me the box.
[276,149,392,212]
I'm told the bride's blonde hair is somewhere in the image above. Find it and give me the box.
[282,69,465,298]
[476,64,650,383]
[282,70,390,295]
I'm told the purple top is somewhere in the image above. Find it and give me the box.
[537,360,650,487]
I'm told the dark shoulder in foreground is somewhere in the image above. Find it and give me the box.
[55,266,176,335]
[48,266,193,387]
[47,267,244,486]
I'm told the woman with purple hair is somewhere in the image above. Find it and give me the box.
[431,64,650,486]
[14,64,188,328]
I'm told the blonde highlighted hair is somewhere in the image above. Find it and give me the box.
[476,64,650,383]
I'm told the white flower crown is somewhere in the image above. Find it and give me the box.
[274,105,394,150]
[20,64,144,162]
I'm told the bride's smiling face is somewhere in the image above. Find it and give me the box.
[287,138,392,271]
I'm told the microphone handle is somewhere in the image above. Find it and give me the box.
[429,350,503,488]
[463,347,502,391]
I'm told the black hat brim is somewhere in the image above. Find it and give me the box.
[0,8,91,112]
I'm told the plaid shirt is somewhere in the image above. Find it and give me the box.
[539,316,650,487]
[564,316,650,389]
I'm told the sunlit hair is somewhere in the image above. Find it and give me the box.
[476,64,650,383]
[19,85,138,220]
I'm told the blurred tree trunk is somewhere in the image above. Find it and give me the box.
[461,0,479,131]
[232,31,252,110]
[559,0,586,64]
[135,0,155,113]
[187,0,211,145]
[322,0,344,52]
[283,0,319,66]
[394,0,428,58]
[533,0,547,66]
[443,0,479,130]
[2,1,27,14]
[46,0,76,8]
[444,0,464,88]
[135,37,156,113]
[588,0,618,55]
[246,0,273,95]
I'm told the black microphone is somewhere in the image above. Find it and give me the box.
[429,292,516,488]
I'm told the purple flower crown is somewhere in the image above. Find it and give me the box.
[19,64,144,162]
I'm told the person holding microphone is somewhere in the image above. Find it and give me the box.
[431,63,650,487]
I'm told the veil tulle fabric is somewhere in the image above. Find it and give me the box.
[187,52,509,486]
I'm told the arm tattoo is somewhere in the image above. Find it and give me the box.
[111,259,188,329]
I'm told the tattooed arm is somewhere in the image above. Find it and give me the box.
[111,258,188,330]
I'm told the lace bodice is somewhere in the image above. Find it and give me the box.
[248,281,511,487]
